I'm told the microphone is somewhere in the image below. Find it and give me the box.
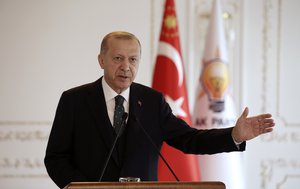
[132,115,180,181]
[98,112,128,182]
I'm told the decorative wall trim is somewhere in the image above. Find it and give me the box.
[275,0,299,127]
[262,0,299,127]
[276,175,300,188]
[260,158,300,189]
[0,121,51,126]
[261,0,272,114]
[0,121,50,178]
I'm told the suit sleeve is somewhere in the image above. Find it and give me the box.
[44,92,87,188]
[158,93,245,154]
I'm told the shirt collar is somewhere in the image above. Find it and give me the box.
[102,77,130,102]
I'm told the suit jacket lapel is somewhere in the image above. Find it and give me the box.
[86,77,120,167]
[129,83,143,120]
[121,83,144,164]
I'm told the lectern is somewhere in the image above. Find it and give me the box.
[64,181,225,189]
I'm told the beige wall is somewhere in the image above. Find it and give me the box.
[0,0,299,188]
[242,0,300,188]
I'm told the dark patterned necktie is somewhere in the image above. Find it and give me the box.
[113,95,125,134]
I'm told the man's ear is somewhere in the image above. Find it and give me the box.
[98,54,104,68]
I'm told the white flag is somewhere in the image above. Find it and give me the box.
[192,0,244,189]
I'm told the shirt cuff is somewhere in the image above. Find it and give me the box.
[232,137,243,150]
[233,137,243,145]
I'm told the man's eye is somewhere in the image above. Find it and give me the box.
[130,58,137,63]
[113,57,122,62]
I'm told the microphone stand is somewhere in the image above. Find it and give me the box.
[133,115,180,181]
[98,113,128,182]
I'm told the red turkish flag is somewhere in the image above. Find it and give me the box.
[152,0,201,181]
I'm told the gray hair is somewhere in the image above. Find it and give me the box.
[100,31,141,55]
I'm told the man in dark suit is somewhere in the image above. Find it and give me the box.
[44,31,275,188]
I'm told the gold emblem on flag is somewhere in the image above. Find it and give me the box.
[201,58,229,112]
[164,15,177,29]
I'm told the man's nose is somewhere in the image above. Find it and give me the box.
[120,59,130,71]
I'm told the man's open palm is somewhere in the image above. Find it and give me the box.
[232,107,275,143]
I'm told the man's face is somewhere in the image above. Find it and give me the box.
[98,38,140,94]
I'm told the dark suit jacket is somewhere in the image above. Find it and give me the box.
[44,77,245,188]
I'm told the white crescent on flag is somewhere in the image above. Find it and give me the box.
[158,41,183,87]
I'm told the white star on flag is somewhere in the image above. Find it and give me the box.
[165,95,187,117]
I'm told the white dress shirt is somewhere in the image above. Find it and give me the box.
[102,78,129,127]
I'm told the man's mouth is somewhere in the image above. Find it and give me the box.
[118,75,129,79]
